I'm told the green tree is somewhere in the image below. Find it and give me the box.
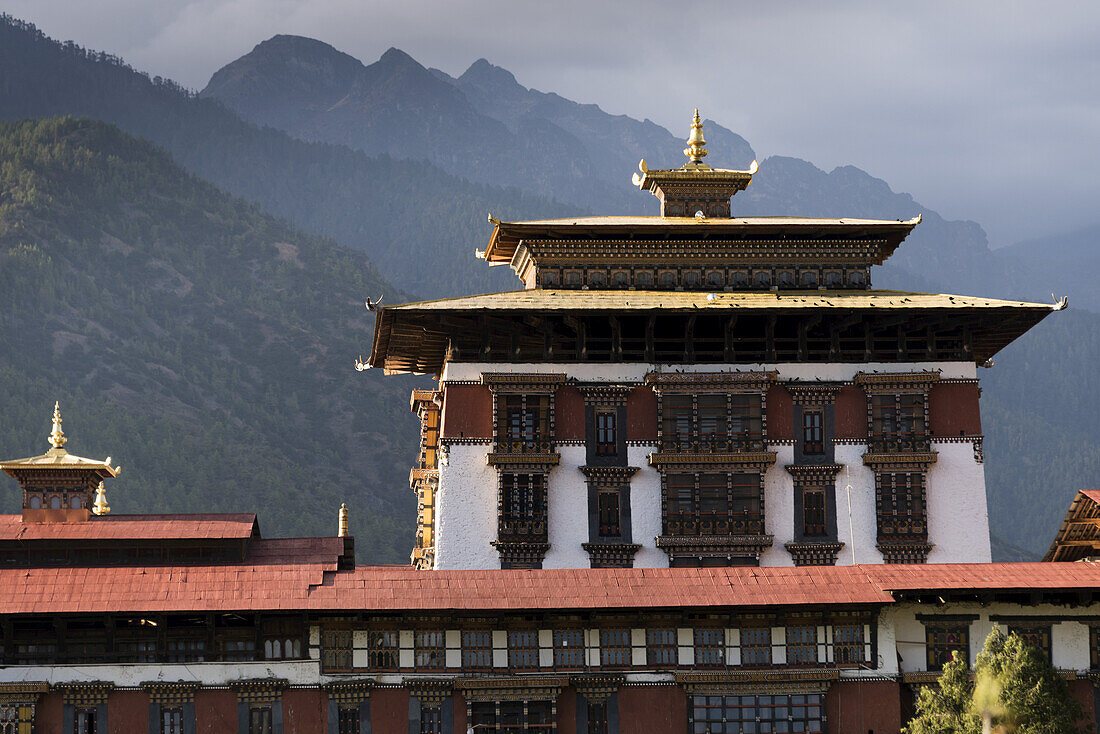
[904,628,1089,734]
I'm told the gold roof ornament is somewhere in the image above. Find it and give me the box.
[338,503,349,537]
[93,482,110,515]
[684,108,708,165]
[49,401,67,450]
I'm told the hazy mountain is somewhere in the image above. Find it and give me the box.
[0,117,420,562]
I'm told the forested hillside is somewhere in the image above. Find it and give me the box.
[0,117,420,562]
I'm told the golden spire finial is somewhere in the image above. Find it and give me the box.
[49,401,67,450]
[93,482,110,515]
[684,108,708,164]
[338,503,349,537]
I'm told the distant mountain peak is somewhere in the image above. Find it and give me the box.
[459,57,522,91]
[377,46,422,70]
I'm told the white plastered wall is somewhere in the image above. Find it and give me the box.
[435,360,986,569]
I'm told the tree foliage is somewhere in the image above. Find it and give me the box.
[904,628,1088,734]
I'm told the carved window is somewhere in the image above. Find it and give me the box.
[1007,623,1052,664]
[367,630,398,669]
[802,409,824,455]
[462,630,493,669]
[564,270,582,287]
[635,270,653,288]
[661,393,762,452]
[585,700,609,734]
[498,395,550,453]
[247,707,272,734]
[0,704,33,734]
[730,271,748,287]
[337,707,360,734]
[588,271,606,287]
[49,495,61,509]
[595,410,617,456]
[694,628,725,667]
[754,271,772,287]
[612,270,630,287]
[801,270,819,287]
[600,628,631,667]
[683,270,701,288]
[690,694,824,734]
[802,488,827,537]
[597,489,621,537]
[850,271,865,286]
[876,472,926,540]
[777,270,795,287]
[833,624,865,665]
[706,270,724,287]
[508,630,539,669]
[160,708,184,734]
[263,617,303,660]
[926,623,969,671]
[553,629,585,668]
[167,638,205,662]
[740,627,772,666]
[659,270,677,288]
[415,630,445,669]
[871,393,927,450]
[666,472,761,536]
[74,708,98,734]
[824,270,842,287]
[646,628,677,666]
[540,270,559,287]
[321,629,352,672]
[472,701,552,732]
[28,495,41,509]
[501,473,546,528]
[786,625,817,665]
[419,705,442,734]
[70,495,83,509]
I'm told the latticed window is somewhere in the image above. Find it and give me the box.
[367,630,397,669]
[419,705,442,734]
[595,410,617,455]
[248,706,272,734]
[665,473,761,536]
[415,630,445,669]
[321,629,352,672]
[802,488,827,536]
[508,630,539,669]
[690,693,824,734]
[661,393,763,452]
[834,624,865,665]
[646,628,677,666]
[786,625,817,665]
[1007,623,1052,664]
[694,628,725,667]
[585,700,609,734]
[600,628,631,667]
[116,638,157,663]
[740,627,771,666]
[219,636,256,662]
[462,630,493,669]
[876,472,926,540]
[263,618,303,660]
[0,703,33,734]
[597,489,621,537]
[501,473,546,523]
[160,707,184,734]
[553,629,585,668]
[926,624,969,671]
[74,707,97,734]
[802,409,824,455]
[337,707,360,734]
[497,394,550,452]
[871,393,927,449]
[166,638,205,662]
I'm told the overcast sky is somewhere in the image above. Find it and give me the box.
[6,0,1098,246]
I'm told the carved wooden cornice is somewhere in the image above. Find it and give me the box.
[142,682,199,705]
[406,679,452,707]
[862,452,937,471]
[646,370,778,393]
[323,679,373,705]
[487,453,560,468]
[482,373,567,393]
[458,676,569,701]
[491,541,551,568]
[649,451,777,471]
[854,370,940,393]
[55,681,113,706]
[785,382,846,407]
[785,463,843,485]
[581,465,640,486]
[572,675,625,703]
[877,542,934,564]
[230,679,289,704]
[656,534,774,554]
[582,542,642,568]
[784,541,844,567]
[577,384,634,406]
[676,669,838,694]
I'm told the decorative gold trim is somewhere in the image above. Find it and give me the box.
[323,679,373,705]
[142,682,198,705]
[785,463,843,485]
[482,373,567,393]
[407,679,452,707]
[572,674,625,703]
[55,681,113,705]
[646,371,778,392]
[458,676,569,702]
[862,452,937,470]
[580,465,640,485]
[649,452,776,469]
[230,679,288,704]
[855,371,940,392]
[487,453,560,468]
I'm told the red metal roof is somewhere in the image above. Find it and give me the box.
[1081,489,1100,505]
[5,562,1100,616]
[0,514,258,541]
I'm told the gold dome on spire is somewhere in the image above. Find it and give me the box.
[49,401,67,450]
[684,109,708,165]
